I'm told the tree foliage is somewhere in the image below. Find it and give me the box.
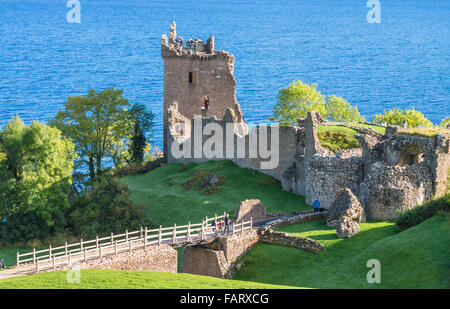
[372,108,432,128]
[0,117,75,241]
[49,88,132,181]
[440,116,450,129]
[127,103,155,165]
[325,95,365,123]
[270,81,365,125]
[270,81,327,126]
[67,174,152,238]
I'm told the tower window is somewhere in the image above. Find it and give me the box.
[189,72,196,84]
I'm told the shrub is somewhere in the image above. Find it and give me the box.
[68,174,153,238]
[395,195,450,231]
[372,108,432,128]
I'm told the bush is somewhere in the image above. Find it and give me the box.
[395,195,450,231]
[372,108,432,128]
[68,174,153,238]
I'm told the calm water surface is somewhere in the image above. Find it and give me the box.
[0,0,449,149]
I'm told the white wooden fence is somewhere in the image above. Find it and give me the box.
[16,213,253,273]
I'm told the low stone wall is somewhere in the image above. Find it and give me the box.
[181,229,259,278]
[264,212,325,230]
[259,229,325,253]
[53,245,178,273]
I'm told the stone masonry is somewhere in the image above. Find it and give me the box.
[163,23,450,220]
[52,245,178,273]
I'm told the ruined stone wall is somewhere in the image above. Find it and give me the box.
[361,162,434,220]
[259,229,325,253]
[181,229,259,278]
[306,155,364,208]
[54,245,178,273]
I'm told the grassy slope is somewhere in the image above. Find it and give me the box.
[0,248,18,267]
[235,215,449,288]
[0,269,300,289]
[120,160,311,227]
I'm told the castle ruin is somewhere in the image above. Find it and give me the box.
[161,23,450,220]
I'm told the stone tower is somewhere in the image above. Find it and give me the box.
[161,22,245,155]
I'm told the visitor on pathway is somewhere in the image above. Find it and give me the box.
[203,96,209,111]
[0,258,5,270]
[313,200,321,213]
[218,220,223,232]
[224,214,230,234]
[211,219,216,233]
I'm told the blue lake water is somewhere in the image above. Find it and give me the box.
[0,0,449,150]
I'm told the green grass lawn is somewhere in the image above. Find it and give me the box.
[349,122,386,134]
[234,214,449,288]
[0,248,18,267]
[0,269,300,289]
[317,125,360,152]
[120,160,311,227]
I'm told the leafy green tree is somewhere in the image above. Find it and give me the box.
[50,88,132,181]
[325,96,365,123]
[440,116,450,129]
[0,117,75,241]
[68,174,152,238]
[270,81,327,126]
[372,108,432,128]
[127,103,155,165]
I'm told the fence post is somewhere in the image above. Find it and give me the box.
[126,229,129,241]
[16,251,19,267]
[80,238,83,250]
[65,242,68,255]
[99,245,102,258]
[129,239,133,252]
[144,227,148,248]
[140,226,143,238]
[115,241,118,255]
[172,224,177,244]
[111,232,114,244]
[84,247,87,262]
[187,222,191,242]
[49,244,52,260]
[36,259,39,273]
[68,252,72,267]
[53,254,56,269]
[201,220,205,240]
[158,225,162,245]
[232,222,235,235]
[33,248,36,264]
[96,235,99,248]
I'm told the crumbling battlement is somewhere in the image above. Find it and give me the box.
[162,22,245,153]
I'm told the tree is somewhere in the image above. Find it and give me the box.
[325,96,366,123]
[0,117,75,241]
[440,116,450,129]
[68,174,152,238]
[127,103,155,165]
[372,108,432,128]
[50,88,131,182]
[269,81,327,126]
